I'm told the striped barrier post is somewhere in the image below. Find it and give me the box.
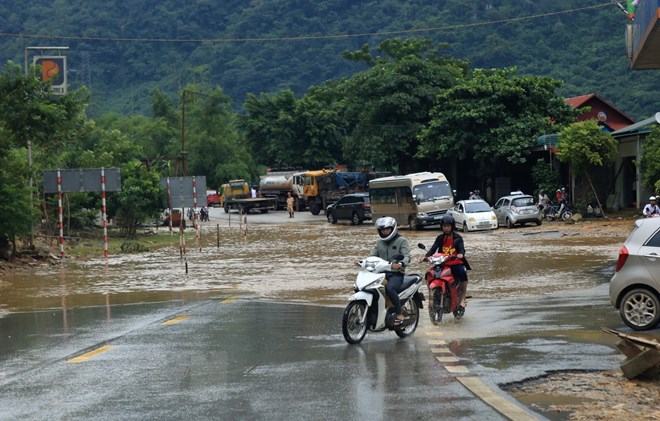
[101,167,108,259]
[57,169,64,257]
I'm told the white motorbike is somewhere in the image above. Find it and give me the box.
[342,255,424,344]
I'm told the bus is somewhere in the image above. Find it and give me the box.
[369,172,455,229]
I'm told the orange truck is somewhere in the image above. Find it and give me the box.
[219,179,276,214]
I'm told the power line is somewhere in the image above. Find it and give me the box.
[0,3,612,45]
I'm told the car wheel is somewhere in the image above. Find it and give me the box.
[409,216,419,230]
[619,288,660,331]
[506,218,514,228]
[327,211,337,224]
[351,212,360,225]
[462,222,469,233]
[536,219,542,226]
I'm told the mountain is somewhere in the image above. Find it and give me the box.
[1,0,656,119]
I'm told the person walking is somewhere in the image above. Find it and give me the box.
[286,192,295,218]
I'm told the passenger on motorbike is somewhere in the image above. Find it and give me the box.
[643,196,660,217]
[367,217,411,324]
[423,215,471,312]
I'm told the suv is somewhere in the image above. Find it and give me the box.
[492,194,542,228]
[326,193,371,225]
[609,217,660,330]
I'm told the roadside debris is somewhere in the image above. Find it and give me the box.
[602,326,660,379]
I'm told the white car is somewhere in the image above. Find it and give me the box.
[448,200,498,232]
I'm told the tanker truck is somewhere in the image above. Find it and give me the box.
[259,172,307,211]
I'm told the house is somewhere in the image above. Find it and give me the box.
[610,112,660,210]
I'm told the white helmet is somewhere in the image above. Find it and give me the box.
[375,216,398,242]
[651,196,657,201]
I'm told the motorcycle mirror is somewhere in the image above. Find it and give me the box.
[417,243,426,250]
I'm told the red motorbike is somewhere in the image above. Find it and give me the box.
[418,243,465,325]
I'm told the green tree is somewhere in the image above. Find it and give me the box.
[341,39,468,173]
[640,126,660,193]
[419,68,578,173]
[108,160,163,236]
[556,120,618,210]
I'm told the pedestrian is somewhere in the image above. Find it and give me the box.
[286,192,295,218]
[537,189,549,215]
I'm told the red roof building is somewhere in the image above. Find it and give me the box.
[564,93,636,131]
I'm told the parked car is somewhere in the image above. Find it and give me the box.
[448,200,497,232]
[492,194,542,228]
[609,217,660,331]
[326,193,371,225]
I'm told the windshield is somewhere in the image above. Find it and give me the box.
[512,197,534,207]
[465,201,492,213]
[413,181,452,202]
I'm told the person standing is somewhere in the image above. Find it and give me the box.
[286,192,295,218]
[538,190,549,216]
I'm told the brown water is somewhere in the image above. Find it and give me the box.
[0,223,621,315]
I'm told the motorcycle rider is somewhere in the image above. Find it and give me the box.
[424,214,471,313]
[643,196,660,217]
[367,217,411,325]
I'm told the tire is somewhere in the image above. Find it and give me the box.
[619,288,660,331]
[462,222,469,233]
[309,201,320,216]
[409,216,419,230]
[428,288,444,326]
[327,211,337,224]
[224,205,229,214]
[342,301,369,344]
[562,211,573,221]
[506,218,514,228]
[260,209,268,213]
[536,219,542,226]
[395,297,419,338]
[351,212,360,225]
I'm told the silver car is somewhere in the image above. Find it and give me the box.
[492,194,542,228]
[609,217,660,331]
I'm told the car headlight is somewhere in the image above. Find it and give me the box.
[491,215,496,220]
[418,212,427,218]
[468,217,476,222]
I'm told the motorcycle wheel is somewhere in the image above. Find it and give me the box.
[562,211,573,221]
[342,301,368,344]
[429,288,444,325]
[395,298,419,338]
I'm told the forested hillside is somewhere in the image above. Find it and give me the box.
[0,0,657,119]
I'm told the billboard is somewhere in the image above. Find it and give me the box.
[33,55,67,95]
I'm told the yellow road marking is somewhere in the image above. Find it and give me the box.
[428,339,447,346]
[431,347,451,354]
[445,365,469,373]
[436,356,459,363]
[220,297,239,304]
[67,345,114,363]
[162,315,189,325]
[457,377,540,421]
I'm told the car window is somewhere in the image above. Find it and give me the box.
[494,199,503,209]
[503,199,510,207]
[512,197,534,207]
[343,197,358,205]
[465,202,491,213]
[645,229,660,247]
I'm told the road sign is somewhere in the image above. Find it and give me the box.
[161,176,207,208]
[43,168,121,193]
[33,55,67,95]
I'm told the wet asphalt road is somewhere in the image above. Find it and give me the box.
[0,298,516,420]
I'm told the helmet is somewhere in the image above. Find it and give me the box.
[375,216,398,241]
[651,196,657,201]
[440,214,455,231]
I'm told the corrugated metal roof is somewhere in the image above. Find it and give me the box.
[611,112,660,137]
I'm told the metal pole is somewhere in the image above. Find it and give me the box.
[57,170,64,258]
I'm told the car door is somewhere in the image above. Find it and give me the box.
[493,198,504,225]
[639,227,660,283]
[454,203,466,228]
[337,196,356,220]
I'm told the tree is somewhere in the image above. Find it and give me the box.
[419,68,579,172]
[556,120,618,212]
[340,39,468,173]
[640,126,660,193]
[108,161,163,236]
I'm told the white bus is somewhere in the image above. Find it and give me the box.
[369,172,455,229]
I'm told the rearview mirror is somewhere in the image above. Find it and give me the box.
[417,243,426,250]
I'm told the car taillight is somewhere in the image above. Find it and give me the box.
[615,246,629,272]
[362,203,370,209]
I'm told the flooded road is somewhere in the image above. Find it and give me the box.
[0,211,622,315]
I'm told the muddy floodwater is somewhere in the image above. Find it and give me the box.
[0,220,623,316]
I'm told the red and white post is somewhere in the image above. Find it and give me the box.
[192,176,199,240]
[167,177,173,235]
[57,169,64,257]
[101,167,109,259]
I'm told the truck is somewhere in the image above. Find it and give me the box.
[220,179,276,214]
[294,169,372,215]
[259,171,306,211]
